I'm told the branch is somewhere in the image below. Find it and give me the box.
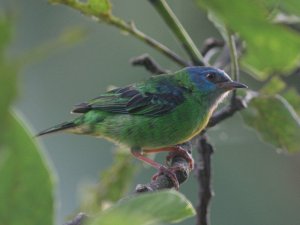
[206,90,255,129]
[213,39,243,70]
[50,0,189,67]
[201,38,224,57]
[201,38,225,65]
[206,96,247,128]
[193,92,255,225]
[64,213,87,225]
[149,0,208,66]
[135,143,192,192]
[195,135,213,225]
[130,54,169,75]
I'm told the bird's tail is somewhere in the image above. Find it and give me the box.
[36,121,76,137]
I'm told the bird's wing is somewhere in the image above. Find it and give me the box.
[72,80,187,116]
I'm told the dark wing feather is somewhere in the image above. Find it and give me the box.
[72,81,186,116]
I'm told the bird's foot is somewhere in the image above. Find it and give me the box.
[152,165,180,190]
[166,146,194,171]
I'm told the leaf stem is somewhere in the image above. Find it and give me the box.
[49,0,189,67]
[227,32,239,81]
[149,0,208,66]
[108,16,189,67]
[226,30,239,101]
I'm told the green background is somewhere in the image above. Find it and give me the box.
[1,0,299,225]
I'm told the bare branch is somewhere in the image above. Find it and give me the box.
[201,38,224,56]
[195,135,213,225]
[50,0,189,67]
[64,213,87,225]
[207,96,247,128]
[130,54,169,75]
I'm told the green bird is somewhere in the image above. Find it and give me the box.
[37,66,247,187]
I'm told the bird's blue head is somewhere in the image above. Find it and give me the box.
[186,66,247,95]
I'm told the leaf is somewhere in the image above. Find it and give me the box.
[197,0,300,79]
[241,93,300,153]
[0,112,54,225]
[88,190,196,225]
[0,62,17,130]
[261,76,286,95]
[269,0,300,17]
[0,16,18,144]
[88,0,112,15]
[98,149,136,202]
[0,15,11,56]
[283,88,300,116]
[81,149,137,213]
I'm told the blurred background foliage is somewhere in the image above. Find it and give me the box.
[0,0,300,225]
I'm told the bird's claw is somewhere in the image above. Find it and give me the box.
[166,146,194,171]
[152,166,180,190]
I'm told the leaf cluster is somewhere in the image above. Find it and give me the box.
[198,0,300,153]
[0,16,54,225]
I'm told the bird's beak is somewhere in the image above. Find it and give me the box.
[218,81,248,90]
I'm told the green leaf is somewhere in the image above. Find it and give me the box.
[89,190,196,225]
[241,93,300,153]
[97,149,136,202]
[0,15,11,56]
[88,0,111,15]
[0,15,17,141]
[0,112,54,225]
[197,0,300,79]
[0,62,17,130]
[268,0,300,17]
[283,88,300,116]
[261,76,286,95]
[81,149,137,213]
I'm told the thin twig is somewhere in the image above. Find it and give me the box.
[201,38,224,56]
[149,0,208,66]
[50,0,189,67]
[213,45,231,69]
[201,38,225,65]
[206,91,255,129]
[64,213,87,225]
[194,91,255,225]
[130,54,169,75]
[195,135,213,225]
[206,96,247,129]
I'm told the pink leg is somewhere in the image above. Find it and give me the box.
[143,147,175,153]
[131,148,180,190]
[131,150,162,169]
[144,146,194,171]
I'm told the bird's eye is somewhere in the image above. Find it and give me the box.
[206,73,216,81]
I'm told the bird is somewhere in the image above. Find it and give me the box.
[37,66,247,188]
